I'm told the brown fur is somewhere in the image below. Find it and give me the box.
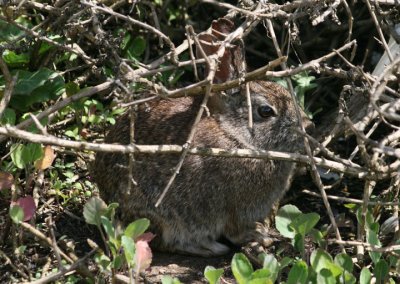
[93,18,312,256]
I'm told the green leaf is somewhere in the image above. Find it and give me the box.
[374,259,389,284]
[293,233,305,254]
[101,216,115,241]
[262,254,279,282]
[161,276,182,284]
[103,202,119,221]
[317,268,335,284]
[367,229,382,264]
[121,235,136,267]
[83,197,107,226]
[10,144,25,169]
[0,108,16,125]
[231,253,253,284]
[310,249,343,277]
[250,268,271,280]
[248,277,272,284]
[339,271,356,284]
[275,204,302,238]
[290,212,320,236]
[10,205,24,224]
[121,32,132,50]
[94,253,111,271]
[124,218,150,239]
[9,68,65,111]
[112,255,123,269]
[334,253,353,272]
[204,266,224,284]
[2,50,30,67]
[356,207,377,232]
[309,228,325,247]
[125,36,146,60]
[0,19,26,41]
[22,143,43,164]
[280,257,293,269]
[287,260,308,284]
[10,143,42,168]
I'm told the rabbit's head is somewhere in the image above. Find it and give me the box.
[197,18,312,152]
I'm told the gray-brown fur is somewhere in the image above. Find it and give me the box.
[93,18,312,257]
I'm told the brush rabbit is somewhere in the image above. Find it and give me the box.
[94,18,313,257]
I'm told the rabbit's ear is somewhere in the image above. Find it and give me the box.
[197,18,245,84]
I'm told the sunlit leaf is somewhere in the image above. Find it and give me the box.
[231,253,253,284]
[135,239,153,272]
[10,205,24,224]
[275,204,302,238]
[204,266,224,284]
[124,218,150,239]
[13,196,36,221]
[83,197,107,226]
[287,260,308,284]
[35,145,56,170]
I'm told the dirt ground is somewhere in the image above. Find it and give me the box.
[146,252,234,283]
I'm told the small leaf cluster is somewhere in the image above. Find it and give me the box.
[83,197,153,282]
[201,204,399,283]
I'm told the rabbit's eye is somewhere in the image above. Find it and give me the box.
[257,105,275,118]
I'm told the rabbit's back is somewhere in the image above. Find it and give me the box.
[94,83,302,256]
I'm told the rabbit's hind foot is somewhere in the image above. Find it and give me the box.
[172,239,230,257]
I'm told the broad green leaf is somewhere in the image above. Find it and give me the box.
[317,268,335,284]
[339,271,356,284]
[131,36,146,56]
[287,260,308,284]
[290,212,320,236]
[2,50,30,66]
[124,218,150,239]
[9,68,65,111]
[231,253,253,284]
[83,197,107,226]
[101,216,115,241]
[15,196,36,221]
[65,81,80,96]
[103,202,119,220]
[121,235,136,267]
[250,268,271,280]
[334,253,353,272]
[204,266,224,284]
[262,254,279,282]
[10,205,24,224]
[121,32,132,50]
[367,229,382,264]
[275,204,302,238]
[293,233,305,254]
[161,276,182,284]
[94,253,111,271]
[356,207,377,232]
[10,144,25,169]
[0,19,26,41]
[248,278,272,284]
[374,259,389,283]
[0,108,16,125]
[112,255,123,269]
[280,257,293,269]
[22,143,43,164]
[310,249,343,277]
[125,36,146,60]
[309,228,325,247]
